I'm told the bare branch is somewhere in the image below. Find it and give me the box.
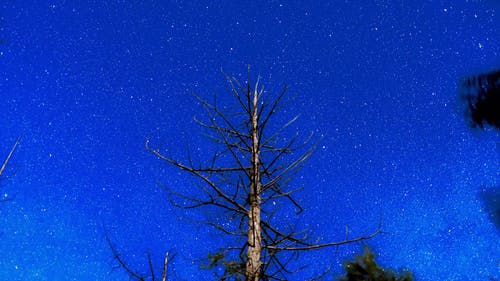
[222,69,252,115]
[0,136,20,178]
[162,252,169,281]
[146,139,248,214]
[105,234,146,281]
[265,223,383,251]
[259,84,288,138]
[147,251,156,281]
[262,114,300,147]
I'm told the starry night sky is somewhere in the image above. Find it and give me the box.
[0,1,499,280]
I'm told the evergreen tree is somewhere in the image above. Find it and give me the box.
[339,248,413,281]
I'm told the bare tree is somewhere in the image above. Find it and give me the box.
[142,68,381,280]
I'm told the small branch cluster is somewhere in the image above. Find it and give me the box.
[105,233,171,281]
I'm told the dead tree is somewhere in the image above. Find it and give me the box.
[146,69,381,280]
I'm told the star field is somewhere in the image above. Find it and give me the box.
[0,1,499,280]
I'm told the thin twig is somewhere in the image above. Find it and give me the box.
[0,136,21,177]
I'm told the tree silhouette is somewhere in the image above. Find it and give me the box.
[461,69,500,233]
[461,69,500,129]
[130,68,380,280]
[338,248,413,281]
[479,187,500,231]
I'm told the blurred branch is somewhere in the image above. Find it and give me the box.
[0,136,20,178]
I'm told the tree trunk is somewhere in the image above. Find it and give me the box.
[246,87,262,281]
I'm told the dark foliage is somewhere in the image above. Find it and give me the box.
[201,251,246,281]
[461,69,500,129]
[461,70,500,230]
[339,248,413,281]
[479,187,500,231]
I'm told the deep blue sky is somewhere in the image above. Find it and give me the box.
[1,1,499,280]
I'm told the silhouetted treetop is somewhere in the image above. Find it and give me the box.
[462,69,500,129]
[339,248,413,281]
